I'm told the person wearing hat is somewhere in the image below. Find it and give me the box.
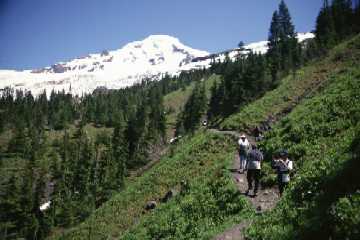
[238,134,250,173]
[272,150,293,196]
[245,143,263,196]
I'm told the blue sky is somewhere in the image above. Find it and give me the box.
[0,0,323,70]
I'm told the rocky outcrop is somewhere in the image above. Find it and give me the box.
[161,189,178,203]
[103,56,113,62]
[145,201,157,211]
[51,64,71,73]
[101,50,109,56]
[31,68,48,73]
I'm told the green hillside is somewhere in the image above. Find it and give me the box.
[2,1,360,239]
[164,74,219,137]
[50,131,252,239]
[221,35,360,133]
[244,35,360,239]
[52,34,360,240]
[121,35,360,239]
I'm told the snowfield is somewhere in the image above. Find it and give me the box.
[0,33,314,97]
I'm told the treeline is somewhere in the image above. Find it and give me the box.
[0,68,209,239]
[316,0,360,51]
[176,0,302,133]
[176,0,360,135]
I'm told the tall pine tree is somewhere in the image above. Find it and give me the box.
[316,0,337,50]
[267,0,299,83]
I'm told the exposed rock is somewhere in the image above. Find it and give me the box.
[76,54,90,59]
[161,189,178,203]
[101,50,109,56]
[145,201,157,211]
[79,64,87,70]
[149,59,156,65]
[158,56,165,63]
[31,68,48,73]
[179,54,193,66]
[191,55,211,63]
[103,56,113,62]
[172,44,187,54]
[51,64,70,73]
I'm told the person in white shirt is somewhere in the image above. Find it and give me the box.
[238,134,250,173]
[272,150,293,196]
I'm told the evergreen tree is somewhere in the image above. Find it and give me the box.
[267,0,299,83]
[268,10,281,83]
[0,176,22,239]
[146,87,166,142]
[18,152,37,239]
[8,120,31,158]
[73,127,93,197]
[126,103,149,168]
[207,81,222,122]
[316,0,337,50]
[111,124,127,190]
[177,82,207,133]
[332,0,353,39]
[238,41,245,50]
[355,0,360,33]
[32,170,49,239]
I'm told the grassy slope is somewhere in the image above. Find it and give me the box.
[220,36,359,132]
[247,76,360,238]
[51,35,359,239]
[46,123,113,143]
[164,74,219,137]
[229,36,360,239]
[50,131,249,239]
[113,35,360,239]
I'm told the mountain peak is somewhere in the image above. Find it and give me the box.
[144,34,181,42]
[0,34,210,97]
[0,33,314,97]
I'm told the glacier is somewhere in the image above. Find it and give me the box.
[0,33,314,97]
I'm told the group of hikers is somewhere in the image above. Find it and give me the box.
[237,134,293,197]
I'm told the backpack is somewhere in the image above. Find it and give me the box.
[249,149,263,162]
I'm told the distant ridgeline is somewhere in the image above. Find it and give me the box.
[0,0,359,239]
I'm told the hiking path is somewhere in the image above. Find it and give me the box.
[209,129,279,240]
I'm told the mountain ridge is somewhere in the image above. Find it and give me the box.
[0,33,314,97]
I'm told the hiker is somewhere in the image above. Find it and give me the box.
[272,150,293,196]
[238,134,250,173]
[245,144,263,196]
[271,152,282,191]
[253,126,264,142]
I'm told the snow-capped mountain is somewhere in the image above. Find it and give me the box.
[196,32,315,63]
[0,33,314,97]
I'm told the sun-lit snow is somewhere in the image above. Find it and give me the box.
[0,33,314,97]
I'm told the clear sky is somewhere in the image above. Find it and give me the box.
[0,0,323,70]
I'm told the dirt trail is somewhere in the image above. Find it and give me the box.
[209,129,279,240]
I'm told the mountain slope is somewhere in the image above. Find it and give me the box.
[49,132,251,239]
[220,32,354,133]
[245,35,360,240]
[55,34,360,240]
[0,35,209,97]
[0,33,314,97]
